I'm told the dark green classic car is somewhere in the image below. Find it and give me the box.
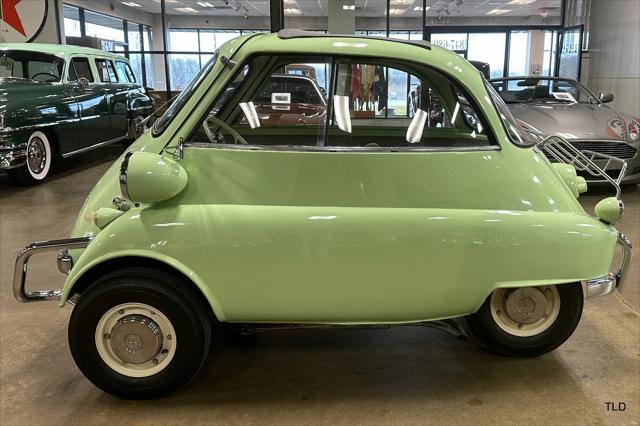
[0,43,153,185]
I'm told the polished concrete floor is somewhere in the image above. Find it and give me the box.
[1,147,638,425]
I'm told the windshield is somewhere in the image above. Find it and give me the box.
[490,78,599,105]
[153,51,218,136]
[484,79,532,147]
[0,50,64,82]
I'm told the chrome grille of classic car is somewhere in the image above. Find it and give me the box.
[567,141,637,159]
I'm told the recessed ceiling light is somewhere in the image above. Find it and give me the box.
[390,0,414,4]
[389,8,404,15]
[175,7,198,13]
[197,1,214,7]
[122,1,141,7]
[486,8,512,15]
[343,4,355,10]
[507,0,536,4]
[284,8,302,15]
[413,5,430,10]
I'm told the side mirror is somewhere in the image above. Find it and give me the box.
[119,151,187,203]
[599,92,614,103]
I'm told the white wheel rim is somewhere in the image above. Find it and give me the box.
[26,131,51,180]
[95,302,177,378]
[490,286,561,337]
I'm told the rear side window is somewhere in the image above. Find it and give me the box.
[327,59,492,148]
[115,61,136,83]
[68,57,94,82]
[95,58,118,83]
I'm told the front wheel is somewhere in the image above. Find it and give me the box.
[465,283,583,357]
[8,131,52,185]
[68,268,212,399]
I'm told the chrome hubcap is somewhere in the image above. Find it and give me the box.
[490,286,561,337]
[95,303,177,378]
[27,137,46,174]
[109,314,163,364]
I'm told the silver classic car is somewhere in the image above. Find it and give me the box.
[490,77,640,185]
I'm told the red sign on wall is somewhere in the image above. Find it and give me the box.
[0,0,48,43]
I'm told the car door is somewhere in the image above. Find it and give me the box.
[95,58,128,141]
[177,54,506,323]
[65,56,109,153]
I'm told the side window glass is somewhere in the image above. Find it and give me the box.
[191,57,330,147]
[95,59,118,83]
[68,58,93,82]
[327,60,491,148]
[115,61,136,83]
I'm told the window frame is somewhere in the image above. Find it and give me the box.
[188,53,500,153]
[66,56,95,83]
[94,58,119,83]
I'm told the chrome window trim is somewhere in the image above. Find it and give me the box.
[186,142,500,153]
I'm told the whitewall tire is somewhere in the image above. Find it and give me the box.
[8,131,52,185]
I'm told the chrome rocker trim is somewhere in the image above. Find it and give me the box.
[13,237,92,303]
[584,232,633,298]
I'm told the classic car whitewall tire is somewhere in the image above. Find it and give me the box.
[68,267,212,399]
[465,283,583,357]
[8,131,52,186]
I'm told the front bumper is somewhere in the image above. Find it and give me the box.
[584,232,633,298]
[0,148,26,169]
[13,237,92,302]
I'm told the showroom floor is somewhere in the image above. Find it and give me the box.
[1,146,638,425]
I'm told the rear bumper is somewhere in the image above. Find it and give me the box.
[584,232,633,298]
[13,237,92,302]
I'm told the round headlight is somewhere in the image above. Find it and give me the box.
[119,151,188,203]
[594,197,624,225]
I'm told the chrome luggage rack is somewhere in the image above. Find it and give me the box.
[538,135,627,197]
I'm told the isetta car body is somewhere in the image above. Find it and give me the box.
[13,31,632,399]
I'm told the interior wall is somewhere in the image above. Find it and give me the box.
[587,0,640,116]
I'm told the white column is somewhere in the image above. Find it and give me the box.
[588,0,640,115]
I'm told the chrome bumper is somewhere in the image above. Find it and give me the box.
[0,148,27,169]
[13,237,92,303]
[584,232,633,298]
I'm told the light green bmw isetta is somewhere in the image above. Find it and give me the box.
[13,30,632,399]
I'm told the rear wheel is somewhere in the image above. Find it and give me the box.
[8,131,52,185]
[465,283,583,357]
[68,268,212,399]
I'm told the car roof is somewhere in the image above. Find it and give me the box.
[0,43,126,61]
[277,29,432,51]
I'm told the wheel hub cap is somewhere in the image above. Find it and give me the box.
[27,138,46,174]
[505,288,547,324]
[109,314,163,364]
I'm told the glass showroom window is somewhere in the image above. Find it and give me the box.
[84,10,125,42]
[63,4,81,37]
[467,33,506,79]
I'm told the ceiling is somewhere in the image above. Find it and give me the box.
[96,0,561,18]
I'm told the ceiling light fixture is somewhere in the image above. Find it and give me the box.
[284,8,302,15]
[197,1,214,7]
[122,1,142,7]
[343,4,356,10]
[175,7,198,13]
[390,0,414,4]
[486,8,512,14]
[507,0,536,4]
[388,8,404,15]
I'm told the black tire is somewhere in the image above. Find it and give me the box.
[68,267,212,399]
[8,130,53,186]
[465,283,583,357]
